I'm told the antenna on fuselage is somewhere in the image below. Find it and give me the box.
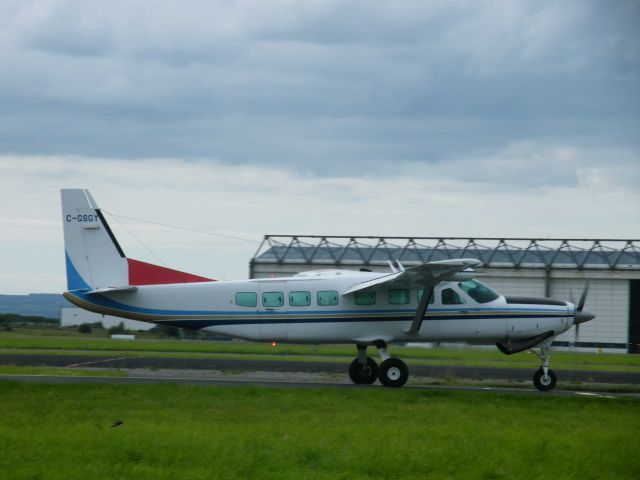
[387,261,398,273]
[396,260,406,272]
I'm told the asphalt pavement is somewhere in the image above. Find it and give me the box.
[0,353,638,384]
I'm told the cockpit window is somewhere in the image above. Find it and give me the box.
[441,288,466,305]
[458,279,499,303]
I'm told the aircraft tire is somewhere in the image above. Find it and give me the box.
[378,358,409,388]
[348,357,378,384]
[533,368,557,391]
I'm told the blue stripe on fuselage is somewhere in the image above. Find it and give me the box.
[66,290,568,318]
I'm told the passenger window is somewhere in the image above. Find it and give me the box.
[289,291,311,306]
[235,292,257,307]
[441,288,466,305]
[417,289,435,304]
[262,291,284,307]
[354,291,376,305]
[317,290,339,306]
[388,289,410,305]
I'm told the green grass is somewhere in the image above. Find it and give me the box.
[1,331,640,373]
[0,365,127,377]
[0,382,638,479]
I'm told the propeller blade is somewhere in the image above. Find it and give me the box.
[577,283,590,312]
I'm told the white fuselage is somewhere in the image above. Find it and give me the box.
[64,269,575,345]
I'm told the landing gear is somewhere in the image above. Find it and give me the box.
[378,358,409,387]
[348,343,409,387]
[531,346,557,392]
[348,345,378,384]
[533,368,557,391]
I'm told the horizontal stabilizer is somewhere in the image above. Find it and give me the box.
[86,286,138,295]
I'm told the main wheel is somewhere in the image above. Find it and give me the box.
[533,368,557,391]
[378,358,409,388]
[348,357,378,384]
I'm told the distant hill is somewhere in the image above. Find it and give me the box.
[0,294,72,319]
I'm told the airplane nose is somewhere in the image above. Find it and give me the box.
[574,310,595,325]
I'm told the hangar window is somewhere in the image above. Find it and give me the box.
[458,279,499,303]
[354,291,376,306]
[235,292,257,307]
[289,291,311,307]
[417,289,435,305]
[441,288,466,305]
[262,291,284,307]
[388,289,410,305]
[317,290,339,306]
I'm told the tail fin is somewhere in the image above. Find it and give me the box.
[61,189,128,291]
[61,189,213,292]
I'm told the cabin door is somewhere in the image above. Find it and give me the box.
[258,282,288,341]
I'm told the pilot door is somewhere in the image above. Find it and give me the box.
[258,282,288,341]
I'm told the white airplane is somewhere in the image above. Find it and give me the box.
[61,189,595,391]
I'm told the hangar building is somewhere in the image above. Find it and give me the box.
[250,236,640,353]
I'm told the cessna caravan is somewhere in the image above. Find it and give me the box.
[61,189,595,391]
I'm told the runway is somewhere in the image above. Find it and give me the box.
[0,372,636,399]
[0,353,638,384]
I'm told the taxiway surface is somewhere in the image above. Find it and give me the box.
[0,353,638,384]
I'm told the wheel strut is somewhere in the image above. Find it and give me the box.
[374,341,409,388]
[349,344,378,385]
[357,344,368,365]
[531,346,557,392]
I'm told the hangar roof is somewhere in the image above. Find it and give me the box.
[252,236,640,271]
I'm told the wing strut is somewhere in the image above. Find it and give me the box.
[408,284,435,335]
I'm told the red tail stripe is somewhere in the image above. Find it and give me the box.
[127,258,214,286]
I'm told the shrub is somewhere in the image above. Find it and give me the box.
[108,322,131,335]
[150,324,181,338]
[77,323,92,334]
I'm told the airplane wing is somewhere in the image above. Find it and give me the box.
[343,258,482,337]
[342,259,482,295]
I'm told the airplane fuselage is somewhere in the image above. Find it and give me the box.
[64,269,575,345]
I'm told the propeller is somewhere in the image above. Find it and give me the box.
[571,283,595,347]
[569,287,579,346]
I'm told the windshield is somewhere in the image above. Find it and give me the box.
[458,279,499,303]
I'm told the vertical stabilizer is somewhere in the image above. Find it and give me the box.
[61,189,128,291]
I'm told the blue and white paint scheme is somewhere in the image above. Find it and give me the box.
[61,189,595,391]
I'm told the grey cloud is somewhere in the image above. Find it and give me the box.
[0,0,638,184]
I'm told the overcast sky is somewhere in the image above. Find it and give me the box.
[1,0,639,294]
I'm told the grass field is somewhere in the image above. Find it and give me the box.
[0,382,638,480]
[1,329,640,373]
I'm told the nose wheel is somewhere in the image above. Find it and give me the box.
[533,367,557,391]
[531,346,557,391]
